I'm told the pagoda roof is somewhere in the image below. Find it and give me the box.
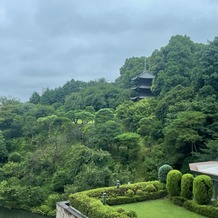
[132,70,154,80]
[130,96,145,100]
[131,85,151,90]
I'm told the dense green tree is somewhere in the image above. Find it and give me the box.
[114,132,140,163]
[29,92,41,104]
[155,85,195,121]
[51,170,70,192]
[116,56,146,88]
[94,120,123,151]
[194,140,218,161]
[116,98,156,131]
[95,108,114,125]
[0,131,8,163]
[148,35,201,96]
[163,111,206,167]
[199,37,218,94]
[74,111,94,124]
[73,163,112,191]
[37,115,58,139]
[64,93,83,111]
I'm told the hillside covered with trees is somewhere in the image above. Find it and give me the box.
[0,35,217,216]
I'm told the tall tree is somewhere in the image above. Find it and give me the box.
[116,56,146,88]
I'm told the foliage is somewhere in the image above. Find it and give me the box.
[0,34,218,216]
[158,164,173,183]
[114,132,140,164]
[8,152,21,163]
[163,110,206,167]
[144,184,157,192]
[69,181,166,218]
[193,175,214,205]
[166,170,182,196]
[194,140,218,161]
[147,35,202,96]
[184,200,218,218]
[116,56,146,89]
[125,189,134,197]
[180,173,194,199]
[0,130,8,163]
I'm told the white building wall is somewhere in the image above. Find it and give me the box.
[56,201,88,218]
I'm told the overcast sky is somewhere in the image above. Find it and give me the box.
[1,0,218,102]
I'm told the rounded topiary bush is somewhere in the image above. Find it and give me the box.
[181,173,194,199]
[124,210,137,218]
[144,184,157,192]
[136,189,144,196]
[166,170,182,196]
[116,208,125,213]
[193,175,214,205]
[158,164,173,183]
[125,189,134,197]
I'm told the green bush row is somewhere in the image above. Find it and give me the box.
[107,190,167,205]
[166,171,214,205]
[184,200,218,218]
[166,172,216,218]
[69,181,167,218]
[170,197,218,218]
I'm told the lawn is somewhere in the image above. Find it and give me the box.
[113,199,206,218]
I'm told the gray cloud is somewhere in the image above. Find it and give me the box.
[0,0,218,101]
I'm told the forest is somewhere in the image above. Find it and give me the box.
[0,35,217,216]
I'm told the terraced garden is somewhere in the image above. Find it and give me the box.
[114,199,206,218]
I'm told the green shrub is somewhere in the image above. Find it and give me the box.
[117,208,125,213]
[46,193,64,209]
[166,170,182,196]
[144,184,157,192]
[125,189,134,197]
[123,210,137,218]
[184,200,218,218]
[169,196,187,207]
[8,152,21,162]
[135,189,144,196]
[181,173,194,199]
[152,180,166,190]
[69,181,167,217]
[158,164,173,183]
[193,175,214,205]
[38,205,51,215]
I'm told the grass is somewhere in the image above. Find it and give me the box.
[113,199,206,218]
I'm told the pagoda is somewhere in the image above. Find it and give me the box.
[130,70,154,101]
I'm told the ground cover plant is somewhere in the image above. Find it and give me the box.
[113,199,206,218]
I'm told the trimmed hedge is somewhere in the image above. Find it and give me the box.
[158,164,173,183]
[69,181,167,218]
[166,170,182,196]
[184,200,218,218]
[181,173,194,199]
[171,197,218,218]
[193,175,214,205]
[168,173,217,218]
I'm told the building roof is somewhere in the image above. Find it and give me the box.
[131,85,152,89]
[132,70,154,80]
[130,96,146,100]
[189,161,218,177]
